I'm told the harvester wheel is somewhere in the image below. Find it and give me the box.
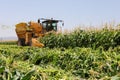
[26,40,32,46]
[18,38,25,46]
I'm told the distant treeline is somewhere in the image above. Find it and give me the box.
[0,41,17,45]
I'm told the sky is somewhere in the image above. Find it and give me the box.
[0,0,120,38]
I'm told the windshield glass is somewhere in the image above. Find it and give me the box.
[42,23,47,28]
[52,23,57,27]
[42,22,57,31]
[52,23,57,31]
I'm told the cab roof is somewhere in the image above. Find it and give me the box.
[42,20,58,23]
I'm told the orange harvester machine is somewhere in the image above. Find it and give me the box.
[15,18,63,47]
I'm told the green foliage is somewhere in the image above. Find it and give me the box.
[0,66,35,80]
[0,41,17,45]
[1,25,120,79]
[21,70,35,80]
[1,45,120,79]
[40,28,120,50]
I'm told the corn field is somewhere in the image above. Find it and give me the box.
[1,25,120,80]
[40,27,120,50]
[1,45,120,79]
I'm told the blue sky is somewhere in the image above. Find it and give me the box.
[0,0,120,38]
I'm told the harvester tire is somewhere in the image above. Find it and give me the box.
[18,38,25,46]
[26,40,32,46]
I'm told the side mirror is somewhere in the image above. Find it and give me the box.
[38,19,40,23]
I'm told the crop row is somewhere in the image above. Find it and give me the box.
[40,27,120,50]
[0,45,120,79]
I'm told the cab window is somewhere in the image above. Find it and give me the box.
[52,23,57,31]
[42,23,47,28]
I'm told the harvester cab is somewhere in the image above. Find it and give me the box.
[15,18,63,47]
[40,18,64,32]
